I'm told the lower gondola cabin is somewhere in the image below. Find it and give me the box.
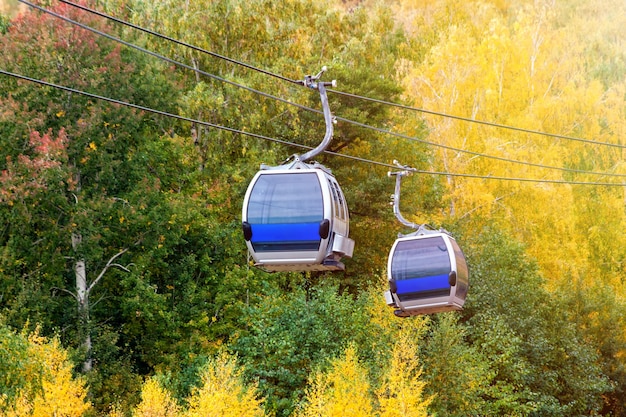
[242,164,354,272]
[384,232,468,316]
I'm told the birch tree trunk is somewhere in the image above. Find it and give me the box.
[72,231,92,373]
[71,229,129,373]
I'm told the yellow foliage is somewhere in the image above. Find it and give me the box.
[107,404,125,417]
[185,352,264,417]
[2,396,31,417]
[397,0,626,296]
[1,331,90,417]
[295,345,373,417]
[133,378,179,417]
[294,372,330,417]
[377,332,432,417]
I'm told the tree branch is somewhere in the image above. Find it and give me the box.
[51,286,79,302]
[86,248,130,294]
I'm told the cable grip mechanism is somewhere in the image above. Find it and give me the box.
[303,66,337,89]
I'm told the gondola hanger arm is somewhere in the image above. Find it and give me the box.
[297,67,337,163]
[388,160,421,230]
[388,160,452,236]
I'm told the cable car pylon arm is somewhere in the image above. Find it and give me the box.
[388,160,421,231]
[298,66,337,163]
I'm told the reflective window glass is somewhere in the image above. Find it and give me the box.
[333,182,347,221]
[247,173,324,224]
[450,239,468,282]
[391,236,451,281]
[450,239,469,298]
[328,179,341,218]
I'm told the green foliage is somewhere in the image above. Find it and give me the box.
[461,228,612,416]
[556,280,626,417]
[1,3,189,413]
[231,284,371,417]
[0,323,35,408]
[421,313,494,416]
[0,14,9,34]
[82,325,143,414]
[1,0,626,416]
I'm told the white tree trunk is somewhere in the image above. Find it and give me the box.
[71,230,130,373]
[72,232,92,372]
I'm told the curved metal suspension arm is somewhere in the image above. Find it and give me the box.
[389,161,421,230]
[298,67,336,163]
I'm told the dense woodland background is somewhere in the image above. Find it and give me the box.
[1,0,626,415]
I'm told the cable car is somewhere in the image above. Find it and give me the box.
[242,161,353,272]
[384,229,469,316]
[241,68,355,272]
[383,162,469,316]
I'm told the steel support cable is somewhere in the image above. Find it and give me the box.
[56,0,302,85]
[0,69,309,149]
[328,90,626,150]
[14,0,626,180]
[45,1,626,180]
[1,69,624,187]
[57,0,623,151]
[17,0,309,105]
[330,114,626,179]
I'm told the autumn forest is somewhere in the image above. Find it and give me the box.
[1,0,626,416]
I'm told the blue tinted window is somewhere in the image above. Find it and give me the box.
[247,173,324,224]
[391,236,451,281]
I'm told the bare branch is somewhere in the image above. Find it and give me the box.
[90,293,112,309]
[112,197,129,205]
[86,248,129,294]
[108,263,131,273]
[51,286,79,302]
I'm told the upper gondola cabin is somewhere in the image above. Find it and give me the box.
[241,68,354,272]
[384,230,469,316]
[242,161,354,272]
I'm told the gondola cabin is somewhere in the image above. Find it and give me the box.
[384,231,468,316]
[242,162,354,272]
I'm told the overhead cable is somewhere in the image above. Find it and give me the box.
[56,0,302,85]
[17,0,309,110]
[47,0,626,182]
[16,0,626,181]
[1,69,624,188]
[54,0,625,152]
[328,89,626,149]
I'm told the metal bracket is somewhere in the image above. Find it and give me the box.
[298,67,337,163]
[388,160,421,230]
